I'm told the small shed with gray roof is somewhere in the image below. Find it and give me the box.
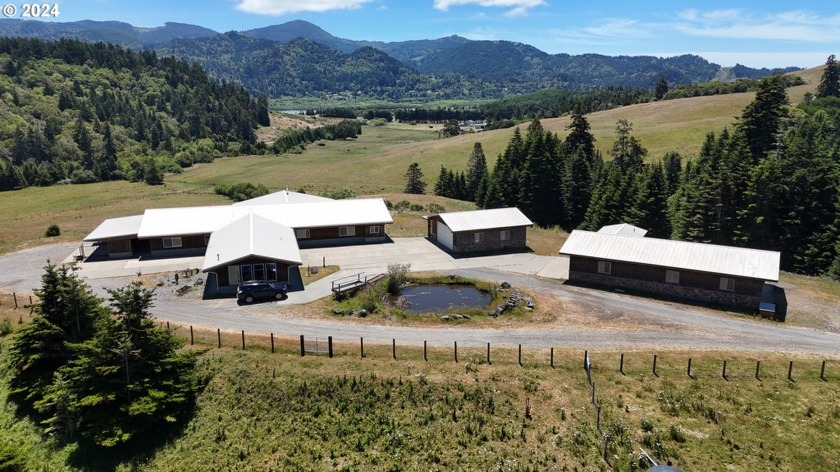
[423,207,533,254]
[559,228,781,311]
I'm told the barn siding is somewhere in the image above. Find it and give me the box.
[568,256,765,309]
[451,227,527,253]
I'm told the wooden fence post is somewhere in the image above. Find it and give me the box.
[820,360,826,381]
[755,360,761,380]
[788,360,794,382]
[550,347,554,369]
[300,335,305,357]
[423,340,427,362]
[392,338,396,360]
[328,336,333,358]
[518,344,523,367]
[687,357,692,378]
[652,354,658,377]
[360,337,365,358]
[166,321,170,330]
[270,333,274,353]
[13,293,17,309]
[620,353,624,375]
[722,360,728,380]
[241,330,245,350]
[190,325,194,346]
[487,343,491,365]
[454,341,458,363]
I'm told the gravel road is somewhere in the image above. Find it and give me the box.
[2,243,839,357]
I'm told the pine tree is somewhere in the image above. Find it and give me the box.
[404,162,426,194]
[465,142,488,202]
[629,162,670,237]
[609,120,646,172]
[40,281,197,446]
[738,75,789,161]
[816,54,840,98]
[654,75,669,100]
[564,106,596,163]
[6,264,106,412]
[565,150,594,229]
[433,165,451,197]
[662,151,682,196]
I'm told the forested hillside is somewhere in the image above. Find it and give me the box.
[0,37,268,191]
[436,63,840,276]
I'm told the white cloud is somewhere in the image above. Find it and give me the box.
[433,0,546,17]
[673,8,840,42]
[235,0,374,16]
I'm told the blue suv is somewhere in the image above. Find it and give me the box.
[236,281,288,303]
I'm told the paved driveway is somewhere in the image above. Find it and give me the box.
[2,241,839,356]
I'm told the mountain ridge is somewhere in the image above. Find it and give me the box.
[0,19,803,99]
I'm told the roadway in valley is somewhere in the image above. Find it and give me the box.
[1,241,839,357]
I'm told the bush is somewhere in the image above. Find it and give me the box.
[70,169,99,184]
[409,203,424,211]
[45,223,60,237]
[394,200,410,212]
[386,262,411,295]
[0,318,13,336]
[427,203,445,213]
[327,188,357,200]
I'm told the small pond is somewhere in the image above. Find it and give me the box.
[396,284,491,313]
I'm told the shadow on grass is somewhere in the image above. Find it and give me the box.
[66,403,196,472]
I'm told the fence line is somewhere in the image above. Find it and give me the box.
[164,322,834,383]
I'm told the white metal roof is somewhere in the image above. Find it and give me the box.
[559,230,780,281]
[597,223,647,238]
[202,214,302,272]
[137,198,393,238]
[233,189,332,206]
[434,207,533,232]
[83,215,144,241]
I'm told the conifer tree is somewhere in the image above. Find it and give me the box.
[465,142,488,202]
[662,151,682,196]
[609,120,646,172]
[404,162,426,194]
[564,106,596,163]
[628,162,670,238]
[816,54,840,98]
[738,75,789,161]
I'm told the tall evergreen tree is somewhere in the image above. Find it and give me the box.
[39,281,197,446]
[629,162,671,238]
[738,75,789,161]
[816,54,840,99]
[6,264,106,412]
[654,75,669,100]
[404,162,426,194]
[609,119,646,172]
[662,151,682,196]
[564,105,596,162]
[465,142,488,202]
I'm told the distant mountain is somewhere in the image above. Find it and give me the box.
[0,19,803,99]
[154,32,487,99]
[0,19,217,47]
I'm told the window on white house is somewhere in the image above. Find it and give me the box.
[295,228,310,239]
[266,263,277,281]
[370,225,380,235]
[162,237,182,249]
[666,270,680,284]
[339,226,356,237]
[597,261,612,275]
[719,277,735,292]
[474,232,484,243]
[500,229,510,241]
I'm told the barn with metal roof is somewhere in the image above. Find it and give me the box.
[559,228,781,311]
[423,207,533,254]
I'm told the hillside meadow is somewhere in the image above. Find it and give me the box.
[0,335,837,471]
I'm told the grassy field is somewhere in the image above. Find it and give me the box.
[2,335,836,471]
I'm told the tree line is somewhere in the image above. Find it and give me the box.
[0,37,267,190]
[425,57,840,277]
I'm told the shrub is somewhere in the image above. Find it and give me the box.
[0,318,13,336]
[45,223,60,237]
[394,200,410,212]
[409,203,425,211]
[386,262,411,295]
[327,188,357,200]
[427,203,445,213]
[70,169,99,184]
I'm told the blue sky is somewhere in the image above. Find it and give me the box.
[42,0,840,68]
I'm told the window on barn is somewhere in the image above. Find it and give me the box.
[370,225,380,235]
[241,264,254,282]
[254,263,265,281]
[474,232,484,243]
[597,261,611,275]
[162,237,182,249]
[339,226,356,237]
[500,229,510,241]
[665,270,680,284]
[719,277,735,292]
[295,228,310,239]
